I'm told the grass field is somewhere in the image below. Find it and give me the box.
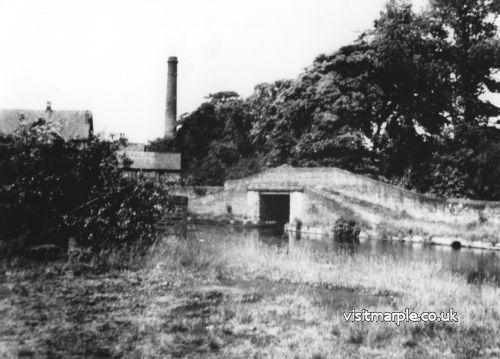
[1,231,499,358]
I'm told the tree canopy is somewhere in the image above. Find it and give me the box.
[150,0,500,200]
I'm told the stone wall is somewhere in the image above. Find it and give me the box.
[170,186,246,218]
[224,166,500,226]
[175,167,500,239]
[179,167,500,247]
[299,188,359,227]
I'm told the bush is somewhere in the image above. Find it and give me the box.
[333,217,360,243]
[0,119,170,252]
[193,186,207,196]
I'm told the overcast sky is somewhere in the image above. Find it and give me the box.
[0,0,460,142]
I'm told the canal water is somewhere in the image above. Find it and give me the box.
[191,225,500,286]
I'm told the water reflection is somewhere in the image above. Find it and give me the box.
[191,225,500,286]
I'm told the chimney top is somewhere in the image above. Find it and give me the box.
[168,56,178,63]
[46,101,52,111]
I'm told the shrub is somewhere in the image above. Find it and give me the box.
[0,119,170,252]
[333,217,360,243]
[193,186,207,196]
[63,175,171,250]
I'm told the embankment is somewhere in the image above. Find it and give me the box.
[171,166,500,249]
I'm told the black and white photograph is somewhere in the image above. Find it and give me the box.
[1,0,500,357]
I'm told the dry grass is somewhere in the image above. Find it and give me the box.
[208,234,500,319]
[377,217,500,245]
[1,232,500,358]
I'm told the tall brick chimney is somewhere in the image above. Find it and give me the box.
[45,101,53,119]
[165,56,178,139]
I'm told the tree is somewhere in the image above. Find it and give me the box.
[364,1,453,179]
[248,79,308,166]
[425,124,500,199]
[430,0,500,125]
[148,0,500,200]
[421,0,500,199]
[269,1,453,179]
[291,44,380,172]
[149,91,258,185]
[248,43,381,171]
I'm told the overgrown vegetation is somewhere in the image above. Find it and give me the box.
[2,228,500,358]
[150,0,500,200]
[0,118,170,252]
[333,217,361,244]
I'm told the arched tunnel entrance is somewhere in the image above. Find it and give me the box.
[259,193,290,226]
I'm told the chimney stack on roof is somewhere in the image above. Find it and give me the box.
[165,56,178,139]
[45,101,53,118]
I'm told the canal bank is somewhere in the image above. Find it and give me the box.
[173,166,500,254]
[186,212,500,253]
[284,223,500,252]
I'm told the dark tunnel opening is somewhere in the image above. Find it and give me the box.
[259,193,290,229]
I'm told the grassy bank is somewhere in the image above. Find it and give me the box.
[1,232,500,358]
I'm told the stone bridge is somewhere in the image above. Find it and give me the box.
[172,166,500,249]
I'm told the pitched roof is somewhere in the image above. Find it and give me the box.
[0,108,93,140]
[121,142,146,151]
[119,151,181,171]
